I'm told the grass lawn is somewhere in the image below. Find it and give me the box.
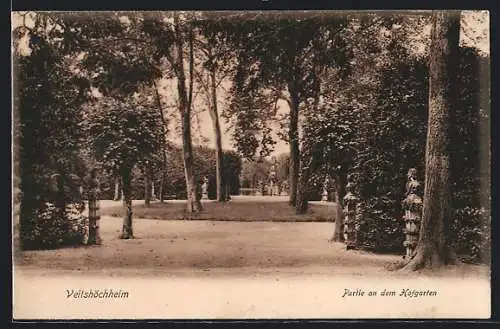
[100,196,338,222]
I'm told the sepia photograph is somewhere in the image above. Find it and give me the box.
[11,10,491,319]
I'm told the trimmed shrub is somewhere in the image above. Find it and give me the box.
[21,202,87,250]
[452,206,491,264]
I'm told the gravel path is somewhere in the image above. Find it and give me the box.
[13,201,490,319]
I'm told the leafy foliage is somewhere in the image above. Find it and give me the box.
[352,50,429,252]
[224,62,277,160]
[46,12,164,97]
[13,13,92,250]
[299,15,489,258]
[222,14,352,161]
[452,206,490,263]
[95,143,242,201]
[162,146,242,200]
[85,95,165,176]
[21,202,87,250]
[14,12,489,260]
[449,47,490,263]
[240,159,271,189]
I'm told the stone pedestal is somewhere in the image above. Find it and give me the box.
[201,177,209,200]
[402,168,422,259]
[321,177,330,203]
[151,183,156,201]
[269,181,275,196]
[273,185,279,196]
[343,176,359,250]
[321,189,328,203]
[87,169,102,245]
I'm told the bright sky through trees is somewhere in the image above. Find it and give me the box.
[11,10,489,157]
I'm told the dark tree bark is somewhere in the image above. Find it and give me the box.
[18,80,39,250]
[331,173,346,242]
[144,165,151,207]
[119,169,133,239]
[295,154,319,215]
[174,15,201,213]
[52,173,66,229]
[19,142,36,250]
[152,79,168,204]
[402,11,460,271]
[159,167,166,203]
[288,88,300,206]
[295,167,309,214]
[208,65,226,202]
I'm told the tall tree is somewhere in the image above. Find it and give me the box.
[402,11,461,270]
[39,12,170,211]
[298,14,431,238]
[175,14,201,212]
[142,12,202,212]
[143,161,152,207]
[350,16,431,252]
[86,95,164,239]
[151,79,170,203]
[13,12,91,249]
[192,17,236,202]
[231,14,351,206]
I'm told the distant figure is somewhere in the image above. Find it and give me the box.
[269,158,277,196]
[405,168,421,196]
[151,182,157,201]
[201,176,209,200]
[321,177,329,203]
[280,180,289,196]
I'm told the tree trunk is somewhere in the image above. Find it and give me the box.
[113,176,121,201]
[18,85,38,250]
[144,165,151,207]
[87,170,101,245]
[296,155,315,215]
[295,168,309,214]
[174,15,201,213]
[159,164,166,203]
[144,174,151,207]
[19,151,36,250]
[402,11,460,271]
[225,183,231,200]
[288,89,300,206]
[19,179,35,250]
[53,174,66,235]
[119,169,133,239]
[331,174,346,242]
[208,67,226,202]
[152,79,168,204]
[181,114,201,212]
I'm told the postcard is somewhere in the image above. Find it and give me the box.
[11,10,490,319]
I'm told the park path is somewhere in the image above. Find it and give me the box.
[13,200,490,319]
[14,198,488,279]
[15,216,400,277]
